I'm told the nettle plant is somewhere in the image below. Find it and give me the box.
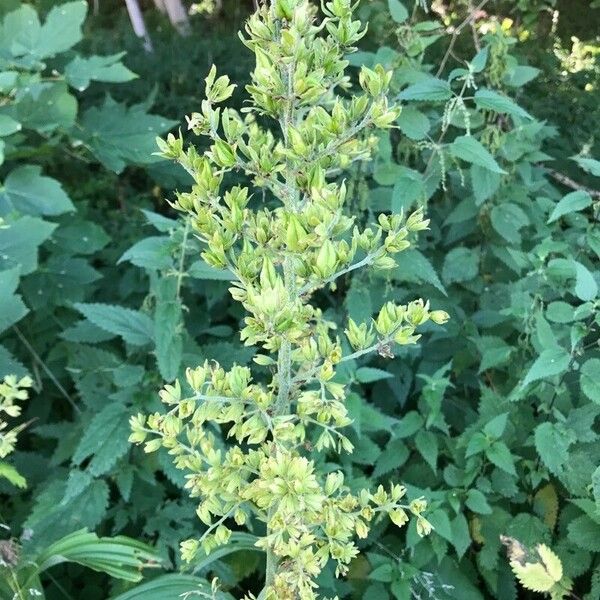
[130,0,449,598]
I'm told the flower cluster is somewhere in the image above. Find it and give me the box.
[0,375,32,460]
[131,1,448,598]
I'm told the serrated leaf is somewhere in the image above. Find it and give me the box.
[471,164,501,205]
[0,216,56,274]
[65,53,136,91]
[188,260,234,280]
[477,336,513,372]
[154,279,183,382]
[392,249,447,294]
[373,438,409,478]
[119,236,173,270]
[76,96,177,173]
[415,429,438,471]
[398,78,452,102]
[466,489,492,514]
[442,246,479,284]
[573,260,598,301]
[522,347,570,387]
[572,156,600,177]
[35,1,87,58]
[0,460,27,488]
[490,203,528,244]
[567,515,600,551]
[355,367,392,383]
[474,89,532,119]
[486,441,516,475]
[72,403,131,476]
[547,190,592,223]
[450,136,506,174]
[534,422,572,475]
[396,106,430,140]
[74,303,154,346]
[581,359,600,404]
[2,165,74,216]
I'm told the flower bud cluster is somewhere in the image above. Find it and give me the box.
[0,375,33,460]
[133,1,446,598]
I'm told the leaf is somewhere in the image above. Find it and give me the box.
[477,336,513,372]
[511,545,563,593]
[534,422,572,475]
[396,106,430,140]
[35,529,160,583]
[72,403,131,476]
[474,89,532,119]
[442,246,479,284]
[0,285,28,334]
[76,96,177,173]
[466,489,492,514]
[154,279,183,382]
[486,441,516,475]
[547,190,592,223]
[0,460,27,488]
[0,114,20,136]
[567,515,600,551]
[74,303,154,346]
[522,347,570,387]
[387,0,408,22]
[573,260,598,301]
[373,438,409,478]
[415,429,438,471]
[119,236,173,270]
[504,65,540,87]
[0,216,56,275]
[572,156,600,177]
[355,367,393,383]
[451,513,471,559]
[398,78,452,102]
[188,260,235,280]
[581,359,600,404]
[392,249,447,294]
[2,165,74,216]
[35,1,87,58]
[16,83,77,132]
[484,413,508,439]
[593,466,600,510]
[490,203,528,244]
[450,136,506,174]
[110,575,233,600]
[471,164,501,205]
[65,53,136,91]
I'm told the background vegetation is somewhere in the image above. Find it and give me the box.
[0,0,599,598]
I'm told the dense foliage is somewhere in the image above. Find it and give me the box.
[0,0,598,599]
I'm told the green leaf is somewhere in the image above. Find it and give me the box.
[484,413,508,439]
[110,575,233,600]
[119,236,173,271]
[16,83,77,132]
[72,403,131,476]
[0,344,28,378]
[581,359,600,404]
[387,0,408,22]
[522,347,570,387]
[188,260,235,280]
[490,203,528,244]
[76,96,177,173]
[154,279,183,382]
[355,367,393,383]
[451,513,472,559]
[65,53,136,91]
[74,303,154,346]
[35,1,87,58]
[0,114,20,136]
[35,529,160,583]
[398,78,452,102]
[450,136,506,174]
[534,422,572,475]
[2,165,74,216]
[474,89,532,119]
[477,336,513,372]
[573,260,598,301]
[592,466,600,510]
[396,106,430,140]
[486,441,516,475]
[572,156,600,177]
[442,246,479,284]
[0,460,27,488]
[546,301,574,323]
[504,65,540,87]
[466,488,492,514]
[0,5,40,58]
[547,190,592,223]
[471,164,501,205]
[415,429,438,471]
[0,287,27,334]
[373,438,409,478]
[0,216,56,274]
[568,515,600,551]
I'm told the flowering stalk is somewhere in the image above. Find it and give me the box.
[130,1,449,598]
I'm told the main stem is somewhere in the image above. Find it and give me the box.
[263,5,300,591]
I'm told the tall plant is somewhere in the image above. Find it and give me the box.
[130,0,448,597]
